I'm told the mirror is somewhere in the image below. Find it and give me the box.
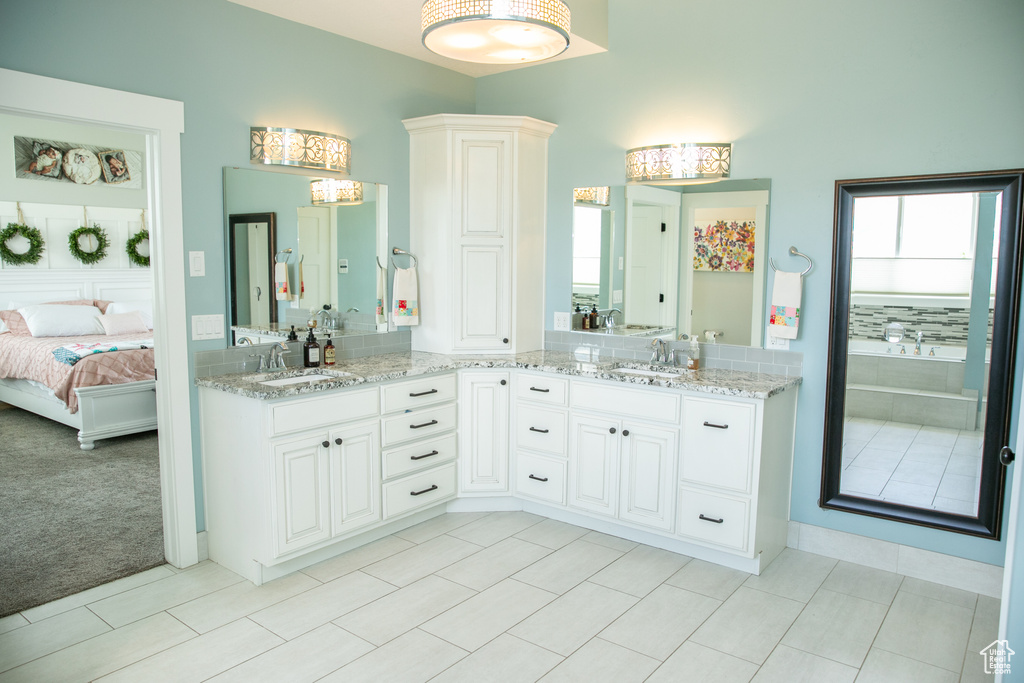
[224,167,388,335]
[571,179,770,344]
[822,170,1023,538]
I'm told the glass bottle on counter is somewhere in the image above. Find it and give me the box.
[303,329,321,368]
[323,337,335,366]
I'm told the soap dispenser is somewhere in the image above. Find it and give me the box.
[589,305,599,330]
[687,336,700,371]
[323,337,336,366]
[287,325,298,342]
[303,329,321,368]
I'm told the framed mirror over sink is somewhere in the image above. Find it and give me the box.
[821,169,1023,538]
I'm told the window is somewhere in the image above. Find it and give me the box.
[572,205,602,295]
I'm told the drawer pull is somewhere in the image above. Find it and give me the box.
[529,427,549,434]
[529,387,550,393]
[703,421,729,430]
[410,419,439,430]
[410,484,439,496]
[528,474,549,482]
[410,450,440,461]
[699,514,724,524]
[409,389,438,397]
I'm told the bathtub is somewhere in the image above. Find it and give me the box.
[847,339,979,361]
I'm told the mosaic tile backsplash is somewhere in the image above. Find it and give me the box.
[849,304,993,345]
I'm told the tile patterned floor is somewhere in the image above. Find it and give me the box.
[0,512,1000,682]
[842,418,982,515]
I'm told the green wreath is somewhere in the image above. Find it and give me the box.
[0,223,45,266]
[126,228,150,267]
[68,224,109,265]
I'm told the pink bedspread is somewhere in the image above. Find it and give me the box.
[0,332,155,414]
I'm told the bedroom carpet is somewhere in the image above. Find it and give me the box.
[0,402,164,617]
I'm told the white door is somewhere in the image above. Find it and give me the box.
[625,185,680,329]
[247,221,270,326]
[569,414,620,517]
[619,423,678,531]
[997,405,1024,680]
[271,432,331,557]
[297,206,332,310]
[458,370,510,493]
[329,420,381,536]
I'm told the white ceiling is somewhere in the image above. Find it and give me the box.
[226,0,607,78]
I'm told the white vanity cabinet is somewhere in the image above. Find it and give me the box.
[404,114,557,354]
[457,369,511,495]
[512,372,570,505]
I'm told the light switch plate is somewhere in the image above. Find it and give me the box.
[553,311,570,331]
[766,326,790,350]
[191,314,224,340]
[189,251,205,277]
[618,257,624,271]
[613,290,623,304]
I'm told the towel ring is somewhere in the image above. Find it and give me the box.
[275,248,293,264]
[769,246,812,276]
[391,247,418,269]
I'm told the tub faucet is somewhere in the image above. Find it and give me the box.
[914,331,924,355]
[899,344,906,354]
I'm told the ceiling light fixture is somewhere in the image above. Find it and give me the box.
[310,179,363,205]
[625,143,731,184]
[250,126,351,173]
[573,186,610,206]
[421,0,571,65]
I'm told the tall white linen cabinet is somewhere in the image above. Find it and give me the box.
[403,114,557,354]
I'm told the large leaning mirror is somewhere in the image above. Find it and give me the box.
[822,169,1023,538]
[571,179,770,344]
[224,167,389,338]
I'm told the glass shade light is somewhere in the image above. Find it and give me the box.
[251,127,351,173]
[421,0,570,64]
[310,179,363,205]
[573,186,610,206]
[625,143,731,184]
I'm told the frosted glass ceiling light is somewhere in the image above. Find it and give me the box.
[573,186,610,206]
[625,143,731,184]
[250,126,351,173]
[421,0,571,64]
[310,179,363,205]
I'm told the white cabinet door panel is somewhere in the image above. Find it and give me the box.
[619,424,677,532]
[329,420,381,537]
[455,245,509,350]
[569,415,619,517]
[459,371,510,493]
[272,433,331,557]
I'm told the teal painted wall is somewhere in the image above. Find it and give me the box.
[0,0,476,529]
[475,0,1024,565]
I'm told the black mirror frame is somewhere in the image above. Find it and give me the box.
[228,212,278,330]
[821,169,1024,539]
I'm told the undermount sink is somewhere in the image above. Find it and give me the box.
[611,367,687,380]
[258,371,351,387]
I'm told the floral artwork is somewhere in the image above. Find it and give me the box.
[693,220,756,272]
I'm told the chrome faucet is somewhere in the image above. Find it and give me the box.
[651,338,668,363]
[270,341,290,369]
[604,308,622,330]
[914,331,924,355]
[236,336,254,346]
[248,352,267,371]
[315,308,332,330]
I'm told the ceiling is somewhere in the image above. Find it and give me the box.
[226,0,608,78]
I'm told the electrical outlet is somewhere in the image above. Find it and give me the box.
[618,257,624,271]
[188,251,205,277]
[338,259,348,274]
[766,326,790,350]
[613,289,623,304]
[553,311,571,331]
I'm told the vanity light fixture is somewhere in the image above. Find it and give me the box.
[310,179,363,205]
[421,0,571,64]
[573,186,610,206]
[250,127,351,174]
[625,143,731,184]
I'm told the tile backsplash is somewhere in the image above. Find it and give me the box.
[544,331,803,377]
[849,304,993,345]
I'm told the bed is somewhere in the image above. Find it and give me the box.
[0,299,157,450]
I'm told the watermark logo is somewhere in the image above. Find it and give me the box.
[980,640,1015,676]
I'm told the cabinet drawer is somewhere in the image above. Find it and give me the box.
[269,387,379,436]
[676,487,750,552]
[383,433,457,480]
[515,452,566,505]
[515,404,568,457]
[680,397,756,493]
[383,463,457,519]
[381,374,457,414]
[571,380,681,424]
[382,403,456,447]
[516,373,569,406]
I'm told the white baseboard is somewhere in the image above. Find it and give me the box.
[788,521,1003,598]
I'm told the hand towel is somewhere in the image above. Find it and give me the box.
[376,261,387,325]
[392,266,419,326]
[275,262,290,301]
[298,260,305,300]
[768,271,801,339]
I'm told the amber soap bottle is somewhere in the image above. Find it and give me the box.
[303,330,321,368]
[323,337,336,366]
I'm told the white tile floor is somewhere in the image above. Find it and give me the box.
[842,418,982,515]
[0,512,1000,682]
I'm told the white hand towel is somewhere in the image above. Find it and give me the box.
[768,271,802,339]
[392,266,419,326]
[275,262,291,301]
[376,262,387,325]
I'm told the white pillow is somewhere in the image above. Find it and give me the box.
[17,304,104,337]
[106,301,153,329]
[99,311,149,335]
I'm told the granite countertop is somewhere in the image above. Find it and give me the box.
[196,350,801,401]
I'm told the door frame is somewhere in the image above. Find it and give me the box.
[0,68,199,568]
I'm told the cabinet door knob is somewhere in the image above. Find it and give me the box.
[622,429,630,436]
[528,474,549,482]
[321,440,330,449]
[699,514,724,524]
[502,338,509,344]
[410,484,439,497]
[500,379,507,385]
[335,437,343,445]
[609,427,616,434]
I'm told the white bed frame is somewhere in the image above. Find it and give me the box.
[0,228,157,450]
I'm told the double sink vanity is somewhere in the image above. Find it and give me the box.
[197,351,800,585]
